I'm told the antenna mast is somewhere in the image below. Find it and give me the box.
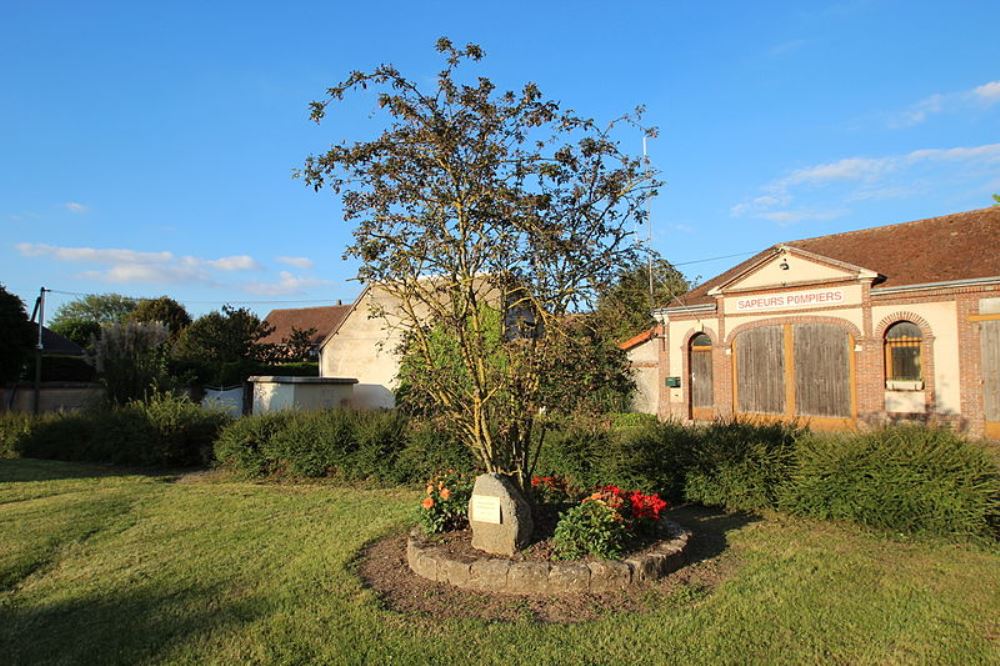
[643,135,654,312]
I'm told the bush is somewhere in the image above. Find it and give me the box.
[0,412,35,458]
[213,409,474,483]
[781,425,1000,541]
[417,469,473,533]
[682,420,800,512]
[553,499,631,560]
[13,393,231,467]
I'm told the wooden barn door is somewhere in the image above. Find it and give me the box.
[733,323,855,428]
[689,333,714,420]
[734,325,785,416]
[794,324,854,427]
[982,320,1000,439]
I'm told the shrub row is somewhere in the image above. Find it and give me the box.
[535,417,999,541]
[213,411,473,484]
[0,393,231,466]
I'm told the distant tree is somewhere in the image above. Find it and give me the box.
[173,305,276,367]
[0,284,35,384]
[49,293,137,348]
[993,193,999,206]
[594,253,689,343]
[281,326,319,362]
[129,296,192,337]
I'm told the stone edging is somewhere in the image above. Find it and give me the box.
[407,519,690,595]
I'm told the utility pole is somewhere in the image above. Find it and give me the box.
[32,287,47,415]
[643,135,654,314]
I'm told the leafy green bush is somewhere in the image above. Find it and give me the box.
[781,426,1000,541]
[13,394,230,467]
[417,469,473,534]
[682,420,800,512]
[213,409,473,483]
[553,499,630,560]
[0,412,35,458]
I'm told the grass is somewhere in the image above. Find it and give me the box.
[1,459,998,665]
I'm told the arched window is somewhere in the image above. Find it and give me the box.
[884,321,922,384]
[690,332,712,349]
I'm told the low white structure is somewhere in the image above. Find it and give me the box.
[249,376,357,414]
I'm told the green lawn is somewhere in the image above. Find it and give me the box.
[1,459,997,665]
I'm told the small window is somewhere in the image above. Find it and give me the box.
[690,332,712,349]
[885,321,922,385]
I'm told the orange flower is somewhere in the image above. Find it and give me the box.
[440,488,451,500]
[421,497,435,510]
[425,484,434,495]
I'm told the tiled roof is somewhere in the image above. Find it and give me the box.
[619,326,659,351]
[260,305,352,347]
[668,207,1000,308]
[41,326,85,357]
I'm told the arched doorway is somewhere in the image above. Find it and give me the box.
[688,332,714,420]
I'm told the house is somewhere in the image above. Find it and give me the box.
[623,207,1000,438]
[317,284,425,409]
[260,303,352,360]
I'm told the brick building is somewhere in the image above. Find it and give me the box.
[623,207,1000,438]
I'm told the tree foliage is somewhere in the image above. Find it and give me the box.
[129,296,192,337]
[280,326,319,362]
[302,38,659,491]
[173,305,276,367]
[49,293,137,348]
[0,284,35,384]
[594,253,689,343]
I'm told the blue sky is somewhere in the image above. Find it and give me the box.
[2,0,998,317]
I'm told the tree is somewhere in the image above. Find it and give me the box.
[281,326,319,361]
[302,39,658,493]
[0,284,35,384]
[593,252,689,343]
[50,293,137,348]
[129,296,192,337]
[993,193,999,206]
[173,305,276,368]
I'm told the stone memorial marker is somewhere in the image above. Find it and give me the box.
[468,473,533,556]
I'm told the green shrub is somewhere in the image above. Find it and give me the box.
[213,410,294,477]
[682,419,800,511]
[552,499,630,560]
[13,393,230,467]
[213,409,472,483]
[0,412,35,458]
[392,419,475,484]
[781,425,1000,541]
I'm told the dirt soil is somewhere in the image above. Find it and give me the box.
[354,505,752,624]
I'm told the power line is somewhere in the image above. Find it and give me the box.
[673,250,757,267]
[45,289,350,306]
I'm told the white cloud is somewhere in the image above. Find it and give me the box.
[769,39,806,57]
[889,80,1000,128]
[14,243,263,286]
[64,202,89,214]
[205,255,261,271]
[732,142,1000,223]
[276,256,315,270]
[243,271,332,296]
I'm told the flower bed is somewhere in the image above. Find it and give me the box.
[408,474,691,594]
[406,518,690,594]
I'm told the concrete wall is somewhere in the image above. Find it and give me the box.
[0,383,104,413]
[626,337,659,415]
[251,379,355,413]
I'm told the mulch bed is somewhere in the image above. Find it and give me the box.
[354,505,744,624]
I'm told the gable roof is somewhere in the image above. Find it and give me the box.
[41,326,85,357]
[261,305,352,347]
[667,207,1000,308]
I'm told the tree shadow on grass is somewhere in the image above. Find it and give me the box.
[0,583,263,665]
[0,458,193,484]
[666,504,762,565]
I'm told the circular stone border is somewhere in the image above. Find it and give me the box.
[407,519,690,595]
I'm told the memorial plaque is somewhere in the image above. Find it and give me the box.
[471,494,502,524]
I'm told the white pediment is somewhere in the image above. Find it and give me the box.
[708,246,878,296]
